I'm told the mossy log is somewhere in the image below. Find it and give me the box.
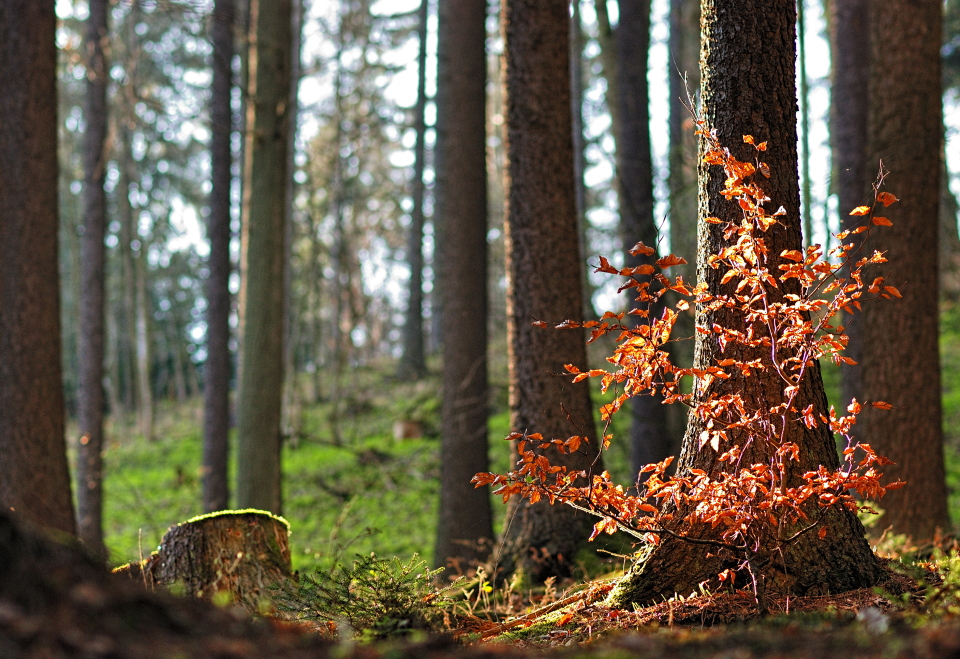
[115,510,294,612]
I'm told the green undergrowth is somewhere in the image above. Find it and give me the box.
[69,312,960,575]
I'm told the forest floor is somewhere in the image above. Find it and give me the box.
[36,308,960,656]
[5,506,960,659]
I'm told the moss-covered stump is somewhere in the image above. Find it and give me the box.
[115,510,294,612]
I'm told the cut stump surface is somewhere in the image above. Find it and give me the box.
[116,510,294,611]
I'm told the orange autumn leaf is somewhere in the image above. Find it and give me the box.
[872,216,892,226]
[657,254,687,268]
[556,613,574,627]
[877,191,898,207]
[630,241,657,256]
[871,401,893,410]
[849,205,871,216]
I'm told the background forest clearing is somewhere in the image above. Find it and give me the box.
[69,308,960,576]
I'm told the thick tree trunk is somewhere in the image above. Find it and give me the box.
[616,0,673,475]
[0,0,76,537]
[499,0,603,583]
[77,0,109,559]
[607,0,880,608]
[829,0,869,421]
[859,0,949,541]
[433,0,494,572]
[117,511,293,612]
[399,0,430,379]
[236,0,292,515]
[203,0,235,514]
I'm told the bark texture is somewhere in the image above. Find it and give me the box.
[116,511,293,613]
[500,0,603,582]
[859,0,949,541]
[434,0,494,571]
[616,0,673,475]
[608,0,880,607]
[829,0,870,425]
[0,0,76,536]
[77,0,109,558]
[204,0,236,514]
[237,0,292,514]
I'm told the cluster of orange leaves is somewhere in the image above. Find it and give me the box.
[473,118,904,574]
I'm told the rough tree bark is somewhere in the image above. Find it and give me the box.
[0,0,76,537]
[607,0,881,607]
[859,0,950,541]
[433,0,494,572]
[399,0,430,379]
[829,0,869,421]
[616,0,673,475]
[77,0,109,559]
[116,511,293,612]
[499,0,603,582]
[236,0,292,514]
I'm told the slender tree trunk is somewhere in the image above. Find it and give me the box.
[434,0,494,572]
[203,0,235,513]
[430,0,447,357]
[134,234,153,441]
[570,0,596,320]
[829,0,869,421]
[76,0,109,558]
[594,0,620,144]
[236,0,292,514]
[400,0,430,379]
[616,0,672,475]
[282,0,304,442]
[798,0,813,247]
[939,134,960,301]
[608,0,880,607]
[499,0,603,583]
[666,0,699,443]
[860,0,949,541]
[0,0,76,536]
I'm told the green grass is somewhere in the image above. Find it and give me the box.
[78,310,960,572]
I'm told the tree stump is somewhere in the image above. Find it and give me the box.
[115,510,294,612]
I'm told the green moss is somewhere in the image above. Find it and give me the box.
[183,509,291,532]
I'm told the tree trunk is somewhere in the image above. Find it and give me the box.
[203,0,235,514]
[135,231,154,441]
[77,0,109,559]
[499,0,603,583]
[798,0,813,247]
[616,0,673,475]
[282,0,304,443]
[433,0,494,572]
[607,0,881,608]
[593,0,619,146]
[236,0,292,515]
[939,134,960,301]
[859,0,949,541]
[399,0,430,379]
[0,0,76,537]
[829,0,869,426]
[570,0,596,320]
[117,511,293,613]
[666,0,699,441]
